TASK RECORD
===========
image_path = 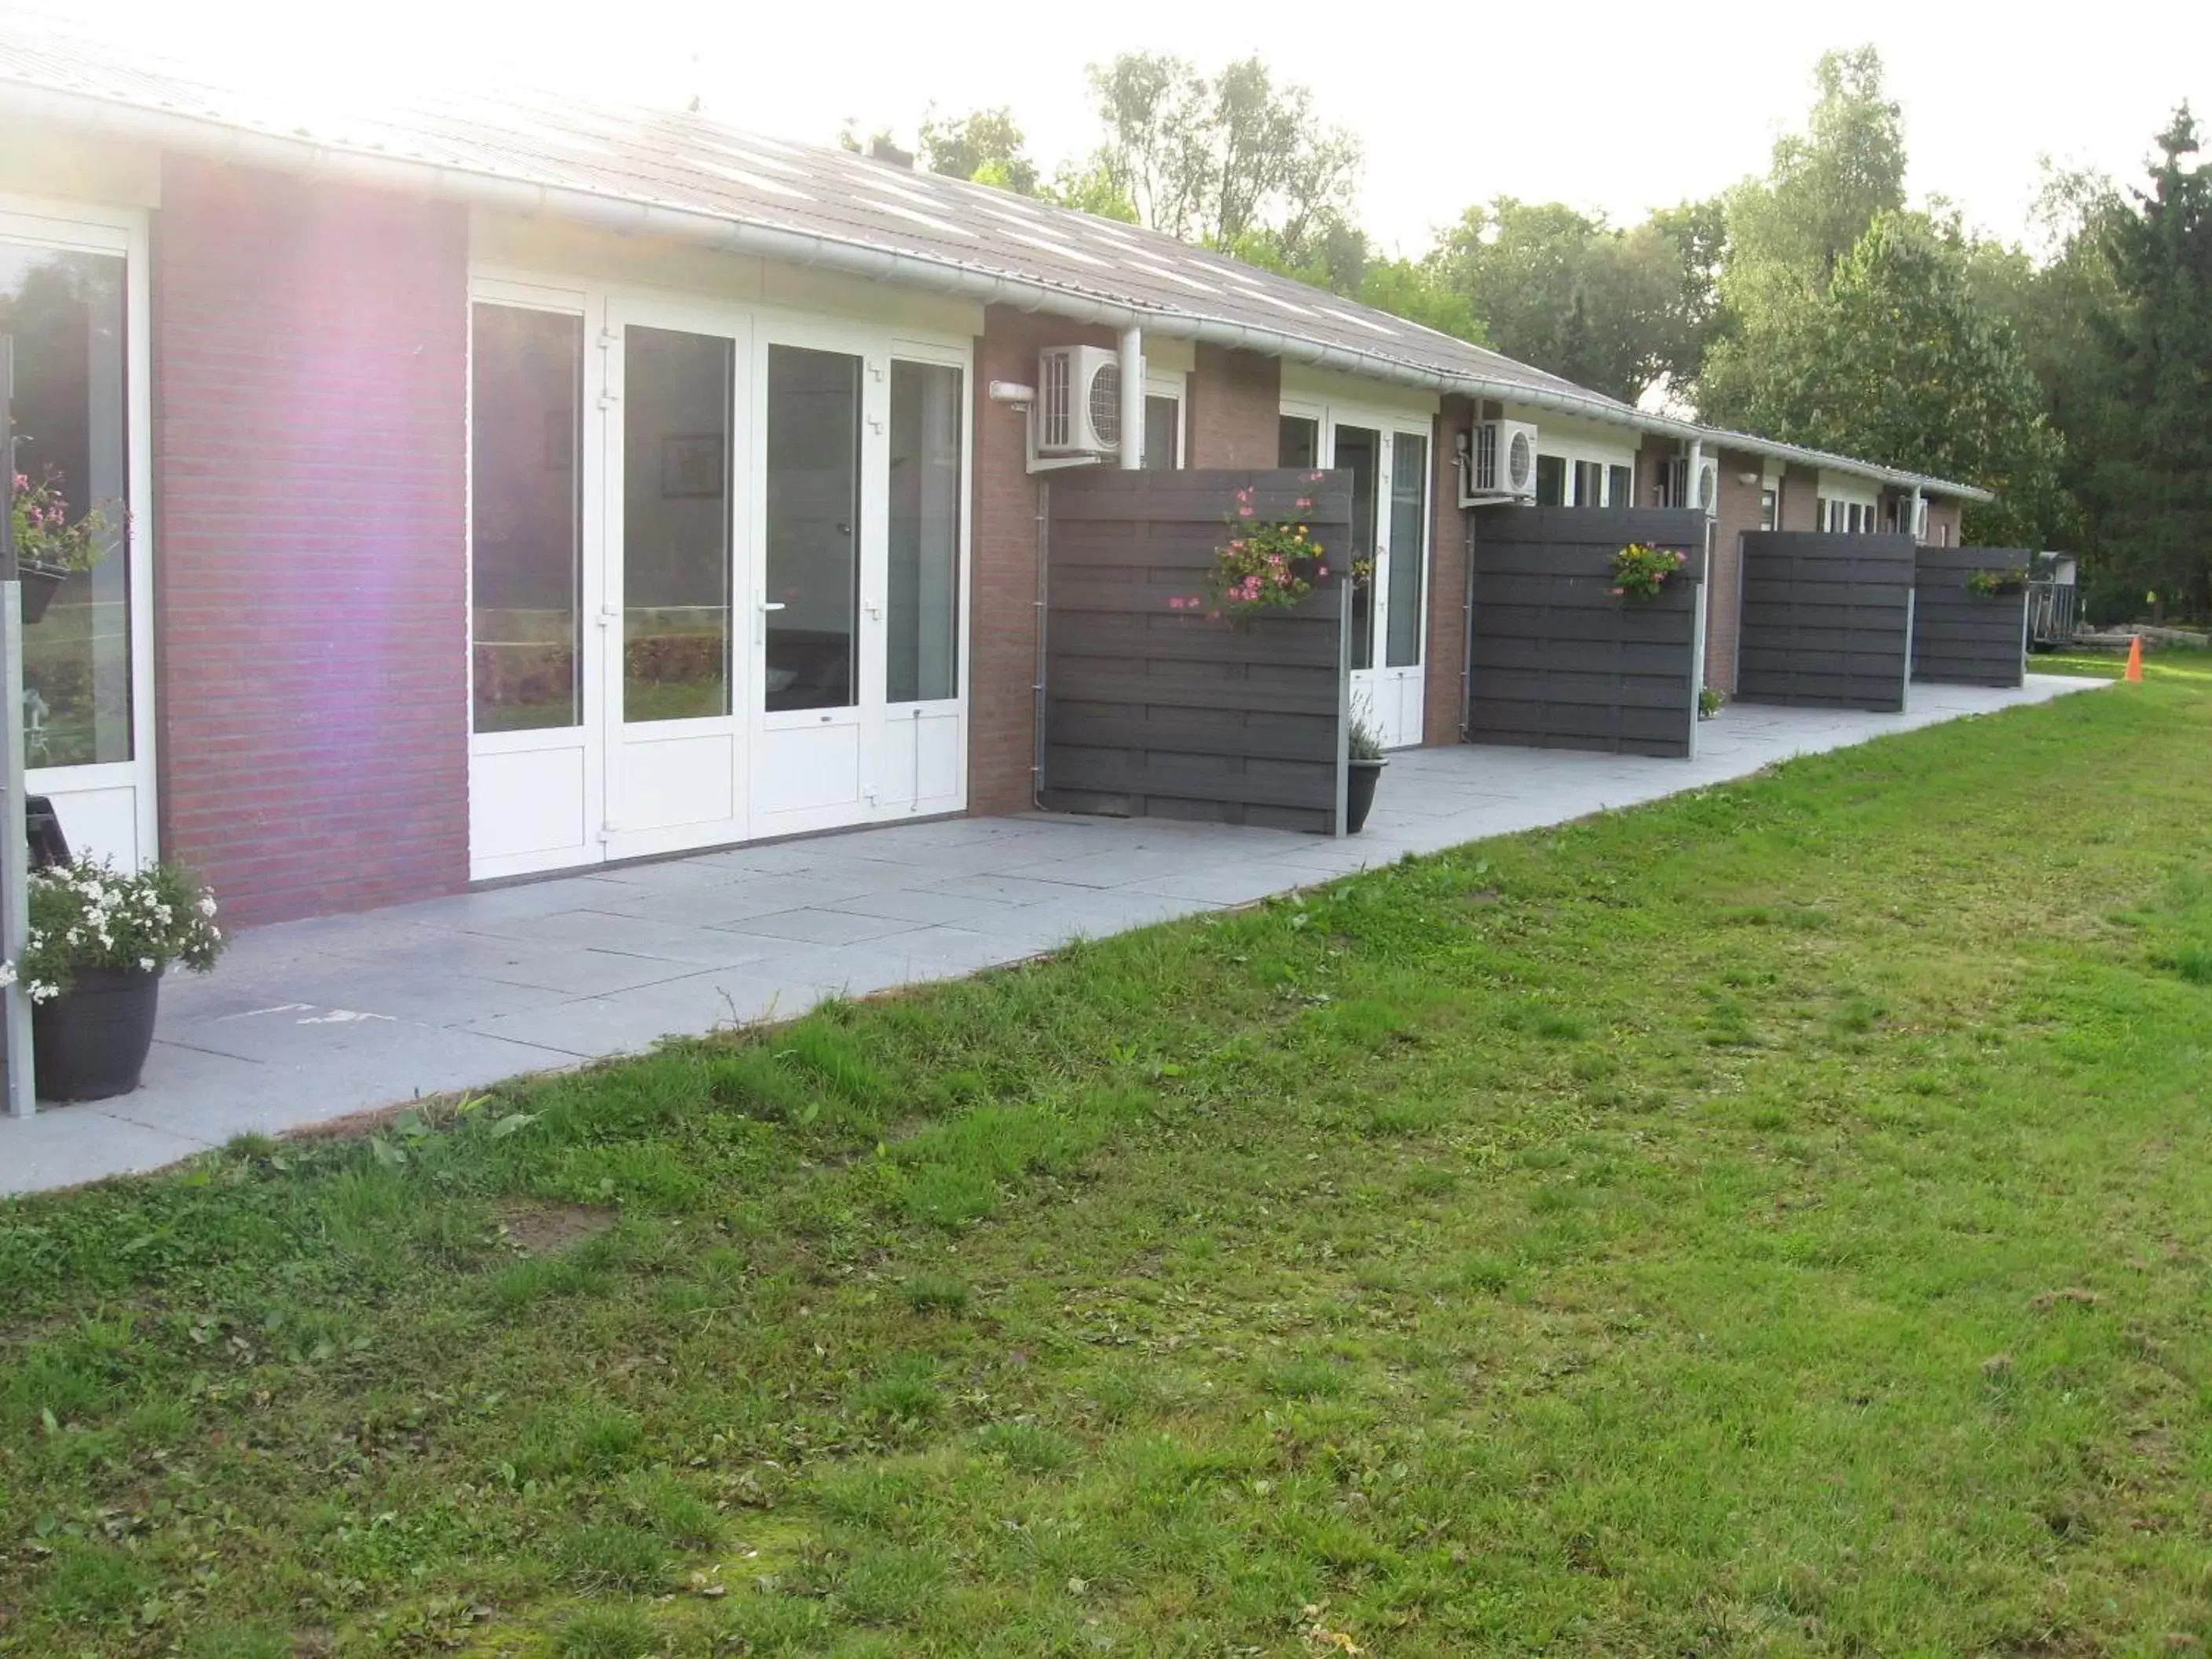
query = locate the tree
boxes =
[2074,108,2212,616]
[1084,53,1360,265]
[1708,211,2064,547]
[1426,197,1698,403]
[1703,46,1907,425]
[917,108,1038,196]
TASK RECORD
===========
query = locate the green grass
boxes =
[5,667,2212,1654]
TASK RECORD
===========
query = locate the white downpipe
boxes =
[1118,325,1144,471]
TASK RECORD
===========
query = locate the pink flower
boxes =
[1238,506,1254,518]
[1295,497,1313,510]
[1609,586,1625,596]
[1317,565,1328,577]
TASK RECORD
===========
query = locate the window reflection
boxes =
[623,326,733,722]
[3,244,130,770]
[764,345,862,713]
[888,361,961,704]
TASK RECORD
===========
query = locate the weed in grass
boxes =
[711,1591,833,1654]
[511,1403,646,1480]
[553,1521,668,1591]
[898,1273,970,1313]
[851,1356,942,1425]
[1454,1251,1516,1293]
[619,1467,723,1549]
[1401,1162,1457,1196]
[1259,1357,1350,1400]
[554,1603,658,1659]
[41,1544,153,1624]
[976,1420,1076,1473]
[181,1626,290,1659]
[834,1543,947,1625]
[2169,944,2212,985]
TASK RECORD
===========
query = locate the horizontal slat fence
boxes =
[1466,507,1708,759]
[1912,546,2029,687]
[1042,470,1350,834]
[1737,532,1917,711]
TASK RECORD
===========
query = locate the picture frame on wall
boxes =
[661,434,724,499]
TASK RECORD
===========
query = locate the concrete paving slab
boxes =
[0,675,2102,1194]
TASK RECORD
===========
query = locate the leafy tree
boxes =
[2073,108,2212,616]
[1703,46,1907,425]
[1084,53,1360,265]
[917,108,1038,195]
[1709,211,2063,546]
[1427,198,1697,402]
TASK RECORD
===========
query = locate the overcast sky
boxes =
[31,0,2212,255]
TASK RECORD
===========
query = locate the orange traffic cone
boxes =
[2124,635,2144,683]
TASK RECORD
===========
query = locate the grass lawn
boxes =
[5,665,2212,1657]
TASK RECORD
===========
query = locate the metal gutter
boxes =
[0,75,1985,502]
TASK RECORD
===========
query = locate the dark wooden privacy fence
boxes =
[1736,533,1917,712]
[1042,470,1351,835]
[1912,546,2029,687]
[1464,507,1709,759]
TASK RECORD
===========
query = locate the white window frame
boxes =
[1,196,158,869]
[1544,436,1640,507]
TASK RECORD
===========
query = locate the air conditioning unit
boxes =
[1036,346,1122,456]
[1459,419,1539,506]
[1697,459,1719,517]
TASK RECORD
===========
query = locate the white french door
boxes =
[467,280,969,881]
[1289,405,1430,751]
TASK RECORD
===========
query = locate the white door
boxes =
[602,299,751,862]
[467,285,972,881]
[1335,423,1430,751]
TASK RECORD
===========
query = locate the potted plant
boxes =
[1609,541,1689,599]
[5,856,226,1101]
[9,466,124,624]
[1169,483,1337,622]
[1347,713,1386,833]
[1965,566,2027,598]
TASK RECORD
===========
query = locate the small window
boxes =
[1572,459,1605,507]
[1760,489,1778,532]
[1609,464,1633,508]
[1535,454,1566,506]
[1279,414,1320,469]
[1141,394,1180,471]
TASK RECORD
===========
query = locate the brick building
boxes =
[0,38,1988,926]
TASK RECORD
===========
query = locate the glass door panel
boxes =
[764,344,862,713]
[1385,433,1426,668]
[622,326,733,723]
[4,242,131,773]
[888,361,961,705]
[471,303,582,734]
[1333,424,1380,672]
[1279,414,1320,469]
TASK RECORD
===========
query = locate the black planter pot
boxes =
[1347,757,1386,833]
[33,965,162,1101]
[18,561,70,625]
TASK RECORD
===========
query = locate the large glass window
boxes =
[1335,424,1380,671]
[888,361,961,704]
[1279,414,1320,470]
[1386,434,1426,668]
[1609,463,1634,507]
[1535,454,1566,507]
[1572,459,1605,507]
[4,243,129,770]
[764,344,862,712]
[623,326,734,722]
[471,304,581,733]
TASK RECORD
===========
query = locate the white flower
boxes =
[27,980,57,1003]
[0,961,15,988]
[138,957,156,972]
[198,895,218,918]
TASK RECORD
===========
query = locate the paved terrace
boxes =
[3,677,2096,1196]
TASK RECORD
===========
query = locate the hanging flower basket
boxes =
[1170,481,1343,622]
[16,559,69,624]
[1610,542,1689,600]
[1965,567,2027,597]
[9,466,124,627]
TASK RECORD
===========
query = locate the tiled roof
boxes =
[0,24,1989,500]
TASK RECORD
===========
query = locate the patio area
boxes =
[2,676,2097,1196]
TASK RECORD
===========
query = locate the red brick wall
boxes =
[1706,449,1763,694]
[1424,397,1475,744]
[1780,464,1821,532]
[1187,344,1280,468]
[154,158,470,925]
[969,307,1119,815]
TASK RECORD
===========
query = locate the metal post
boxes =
[0,334,33,1116]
